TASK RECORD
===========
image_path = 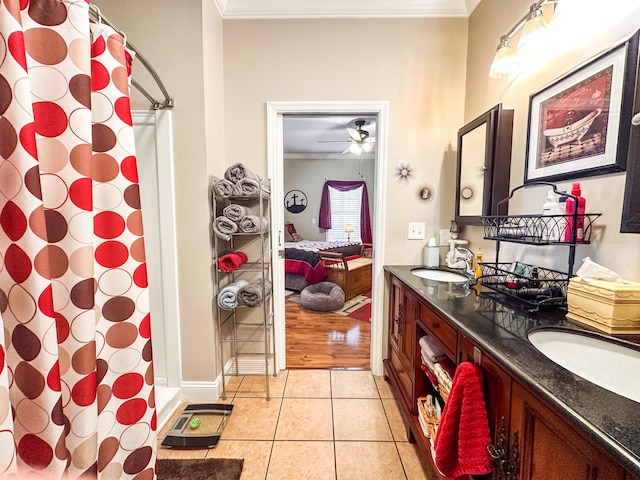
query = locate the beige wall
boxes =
[464,0,640,280]
[92,0,221,381]
[89,1,640,387]
[223,19,469,264]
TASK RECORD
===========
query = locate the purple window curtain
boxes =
[318,180,372,244]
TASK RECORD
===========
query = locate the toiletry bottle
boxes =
[424,237,439,267]
[564,183,586,242]
[474,247,483,280]
[542,190,559,241]
[556,190,568,240]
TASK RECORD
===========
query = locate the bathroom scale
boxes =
[161,403,234,448]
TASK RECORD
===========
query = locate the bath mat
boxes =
[156,457,244,480]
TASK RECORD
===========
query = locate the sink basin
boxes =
[411,268,469,283]
[528,327,640,404]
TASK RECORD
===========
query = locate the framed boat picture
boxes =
[524,30,639,183]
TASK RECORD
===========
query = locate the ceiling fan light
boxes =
[362,142,373,153]
[350,143,363,155]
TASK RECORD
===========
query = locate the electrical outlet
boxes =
[408,222,426,240]
[439,229,452,245]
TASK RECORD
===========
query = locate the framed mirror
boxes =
[455,103,514,225]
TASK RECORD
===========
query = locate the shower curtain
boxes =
[0,1,156,478]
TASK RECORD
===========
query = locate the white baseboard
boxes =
[179,379,222,404]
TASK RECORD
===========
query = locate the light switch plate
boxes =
[440,229,452,245]
[408,222,426,240]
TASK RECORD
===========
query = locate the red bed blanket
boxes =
[284,248,327,284]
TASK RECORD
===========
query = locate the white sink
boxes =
[528,327,640,404]
[411,268,469,283]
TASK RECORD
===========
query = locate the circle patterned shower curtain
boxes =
[0,1,156,478]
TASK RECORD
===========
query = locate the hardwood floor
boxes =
[285,295,371,370]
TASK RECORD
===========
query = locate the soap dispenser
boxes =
[424,237,439,268]
[542,190,560,241]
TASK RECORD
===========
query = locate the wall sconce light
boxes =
[489,0,554,79]
[344,224,354,241]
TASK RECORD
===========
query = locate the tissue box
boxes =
[566,277,640,334]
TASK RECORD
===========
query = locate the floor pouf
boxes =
[301,281,345,312]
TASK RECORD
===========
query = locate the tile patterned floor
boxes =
[157,369,432,480]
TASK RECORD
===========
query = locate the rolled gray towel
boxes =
[213,216,238,241]
[224,163,260,183]
[213,178,235,197]
[238,215,268,233]
[218,280,249,310]
[223,204,252,222]
[233,178,270,198]
[238,279,272,307]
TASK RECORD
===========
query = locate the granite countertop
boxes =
[384,265,640,476]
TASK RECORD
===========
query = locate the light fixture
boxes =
[349,143,363,155]
[489,35,520,78]
[517,3,549,67]
[344,224,354,241]
[488,0,553,79]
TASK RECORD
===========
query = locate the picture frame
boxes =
[524,31,639,184]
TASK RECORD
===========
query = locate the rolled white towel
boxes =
[223,204,252,222]
[224,163,261,183]
[213,216,238,241]
[419,335,447,363]
[212,178,235,197]
[217,280,249,310]
[238,215,268,233]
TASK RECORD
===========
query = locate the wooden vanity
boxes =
[384,266,640,480]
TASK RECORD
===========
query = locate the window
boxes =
[326,186,362,242]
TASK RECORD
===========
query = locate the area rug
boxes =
[333,294,371,322]
[156,458,244,480]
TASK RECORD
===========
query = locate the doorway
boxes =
[267,101,389,376]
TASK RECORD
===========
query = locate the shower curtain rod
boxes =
[88,4,174,110]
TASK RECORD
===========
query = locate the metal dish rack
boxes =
[479,182,601,312]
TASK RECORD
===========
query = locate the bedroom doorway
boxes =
[267,101,389,376]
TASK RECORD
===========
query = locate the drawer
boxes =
[388,344,413,410]
[418,302,457,359]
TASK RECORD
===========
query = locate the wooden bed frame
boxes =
[318,244,373,300]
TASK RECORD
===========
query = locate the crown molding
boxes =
[217,0,476,20]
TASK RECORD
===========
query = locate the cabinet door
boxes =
[389,277,403,352]
[510,382,626,480]
[389,277,416,370]
[458,336,512,480]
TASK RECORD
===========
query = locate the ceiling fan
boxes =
[320,120,376,154]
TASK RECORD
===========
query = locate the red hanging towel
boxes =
[218,252,248,272]
[434,362,493,479]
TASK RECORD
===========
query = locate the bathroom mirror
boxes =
[455,103,514,226]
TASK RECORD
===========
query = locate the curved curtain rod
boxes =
[88,4,174,110]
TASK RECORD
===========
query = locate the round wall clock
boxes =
[284,189,307,213]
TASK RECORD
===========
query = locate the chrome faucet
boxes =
[453,247,475,276]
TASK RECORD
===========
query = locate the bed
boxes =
[284,222,365,292]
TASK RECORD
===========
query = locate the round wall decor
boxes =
[284,189,307,213]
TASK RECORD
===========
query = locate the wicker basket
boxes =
[417,396,440,439]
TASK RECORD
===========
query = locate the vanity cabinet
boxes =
[387,276,417,417]
[509,381,626,480]
[458,335,513,479]
[385,271,638,480]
